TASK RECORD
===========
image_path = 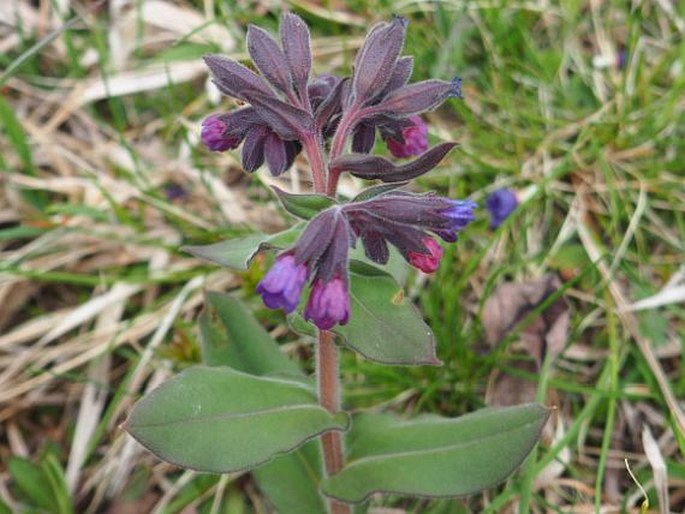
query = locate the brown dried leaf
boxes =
[482,274,570,368]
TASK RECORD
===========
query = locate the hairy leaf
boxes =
[125,366,348,473]
[200,292,301,376]
[367,79,460,117]
[352,16,407,102]
[249,92,314,140]
[203,54,273,102]
[247,25,293,96]
[321,404,550,502]
[181,223,303,270]
[334,260,439,365]
[332,142,457,182]
[280,12,312,101]
[272,187,338,219]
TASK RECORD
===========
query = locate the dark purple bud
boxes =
[304,276,350,329]
[359,230,389,264]
[379,55,414,97]
[241,125,269,172]
[407,237,443,273]
[201,115,241,151]
[257,254,309,313]
[351,16,408,104]
[485,189,518,229]
[280,12,313,101]
[332,142,457,182]
[203,54,273,102]
[384,115,429,158]
[249,91,314,140]
[264,132,289,176]
[247,25,293,96]
[314,77,346,131]
[351,122,376,153]
[366,78,461,118]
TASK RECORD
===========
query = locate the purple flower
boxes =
[201,115,241,152]
[256,254,309,313]
[407,237,443,273]
[437,199,478,242]
[344,192,476,270]
[384,115,428,158]
[304,276,350,329]
[258,207,354,329]
[485,188,518,229]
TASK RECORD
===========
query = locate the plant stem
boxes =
[317,329,350,514]
[302,132,327,194]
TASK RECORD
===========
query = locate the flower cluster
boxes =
[201,13,476,330]
[256,193,475,329]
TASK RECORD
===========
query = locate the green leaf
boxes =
[335,260,439,365]
[8,454,73,514]
[273,186,337,219]
[199,292,301,377]
[351,182,409,203]
[125,366,348,473]
[182,223,303,270]
[253,440,327,514]
[8,457,55,511]
[321,404,550,503]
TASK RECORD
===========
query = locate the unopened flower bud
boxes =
[384,115,429,158]
[408,237,443,273]
[201,115,241,152]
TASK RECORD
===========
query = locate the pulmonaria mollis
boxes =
[201,13,476,330]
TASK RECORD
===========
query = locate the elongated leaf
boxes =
[332,142,457,182]
[352,16,407,101]
[367,79,461,118]
[249,91,314,140]
[335,260,439,365]
[272,187,337,219]
[203,54,273,102]
[321,404,550,503]
[125,366,348,473]
[280,12,312,100]
[182,224,303,270]
[254,439,327,514]
[247,25,293,96]
[200,292,301,376]
[351,182,408,203]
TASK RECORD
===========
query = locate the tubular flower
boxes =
[257,207,354,330]
[383,115,428,158]
[407,237,443,273]
[256,254,309,313]
[485,188,518,229]
[344,192,476,273]
[304,276,350,330]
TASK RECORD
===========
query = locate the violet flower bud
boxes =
[384,115,428,158]
[304,275,350,330]
[485,188,518,229]
[407,237,443,273]
[256,254,309,313]
[201,115,241,152]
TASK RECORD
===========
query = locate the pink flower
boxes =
[384,115,429,158]
[407,237,443,273]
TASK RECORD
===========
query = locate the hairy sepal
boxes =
[280,13,312,101]
[203,54,273,102]
[332,142,457,182]
[365,79,460,118]
[247,25,293,97]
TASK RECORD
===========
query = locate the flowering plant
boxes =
[125,14,548,513]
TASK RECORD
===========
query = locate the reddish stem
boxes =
[317,330,350,514]
[301,132,327,194]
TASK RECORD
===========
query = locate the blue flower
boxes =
[485,189,518,229]
[256,254,308,313]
